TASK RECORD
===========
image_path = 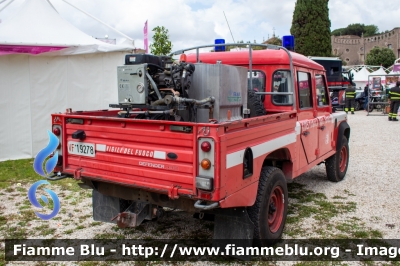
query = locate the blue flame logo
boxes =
[28,180,60,220]
[33,130,59,177]
[30,130,60,220]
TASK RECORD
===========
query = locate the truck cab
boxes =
[190,49,346,171]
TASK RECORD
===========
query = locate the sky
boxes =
[1,0,400,52]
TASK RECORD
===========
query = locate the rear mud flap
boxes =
[92,190,162,227]
[212,207,254,260]
[92,189,120,223]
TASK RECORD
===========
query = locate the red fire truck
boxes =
[50,43,350,244]
[308,57,354,109]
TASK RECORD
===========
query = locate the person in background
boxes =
[345,85,356,114]
[363,83,369,111]
[388,81,400,121]
[273,85,279,102]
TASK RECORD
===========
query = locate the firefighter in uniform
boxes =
[344,85,356,114]
[388,81,400,121]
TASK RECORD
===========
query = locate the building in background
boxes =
[331,28,400,65]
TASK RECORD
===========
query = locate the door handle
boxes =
[303,131,310,136]
[319,126,326,131]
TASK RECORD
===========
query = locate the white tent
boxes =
[370,67,387,85]
[351,67,370,89]
[0,0,135,161]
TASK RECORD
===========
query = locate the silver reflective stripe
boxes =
[226,133,296,169]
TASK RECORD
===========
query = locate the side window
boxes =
[247,71,266,93]
[272,70,294,105]
[297,72,313,109]
[315,74,329,106]
[330,66,340,76]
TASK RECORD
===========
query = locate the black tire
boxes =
[325,136,349,182]
[248,167,288,246]
[247,90,266,117]
[368,102,374,112]
[354,101,360,111]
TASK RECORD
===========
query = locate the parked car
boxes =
[330,90,345,110]
[354,91,365,111]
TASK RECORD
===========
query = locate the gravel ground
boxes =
[1,109,399,265]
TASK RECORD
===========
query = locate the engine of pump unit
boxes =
[112,53,247,122]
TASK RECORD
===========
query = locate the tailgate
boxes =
[61,116,197,195]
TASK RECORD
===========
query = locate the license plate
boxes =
[68,141,95,157]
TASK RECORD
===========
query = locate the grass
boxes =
[0,158,39,188]
[285,182,383,239]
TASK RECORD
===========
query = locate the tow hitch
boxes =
[111,201,164,228]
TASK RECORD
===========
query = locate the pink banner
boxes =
[299,80,310,89]
[144,20,148,54]
[0,45,66,56]
[393,64,400,72]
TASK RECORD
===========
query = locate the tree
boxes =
[363,25,379,37]
[346,23,365,36]
[149,26,172,56]
[264,37,282,46]
[365,47,396,68]
[331,27,346,36]
[331,23,379,37]
[290,0,332,56]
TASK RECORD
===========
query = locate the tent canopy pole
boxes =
[60,0,134,42]
[0,0,15,13]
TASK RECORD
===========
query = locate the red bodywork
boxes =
[52,49,347,210]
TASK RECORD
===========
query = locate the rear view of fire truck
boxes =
[50,42,350,247]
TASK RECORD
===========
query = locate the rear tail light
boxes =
[200,141,211,152]
[52,125,62,156]
[197,138,215,191]
[196,176,213,191]
[53,127,60,136]
[200,159,211,170]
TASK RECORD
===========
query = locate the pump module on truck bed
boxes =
[50,43,350,245]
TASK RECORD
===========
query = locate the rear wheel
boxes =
[247,90,266,117]
[248,167,288,245]
[326,136,349,182]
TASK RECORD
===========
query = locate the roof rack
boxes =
[170,43,297,109]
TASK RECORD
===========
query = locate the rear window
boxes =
[247,71,266,93]
[272,70,294,105]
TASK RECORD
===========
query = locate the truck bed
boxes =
[54,109,297,203]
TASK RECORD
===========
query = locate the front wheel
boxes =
[367,101,374,112]
[248,167,288,245]
[325,136,349,182]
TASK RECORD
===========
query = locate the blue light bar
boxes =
[215,39,225,52]
[282,35,295,51]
